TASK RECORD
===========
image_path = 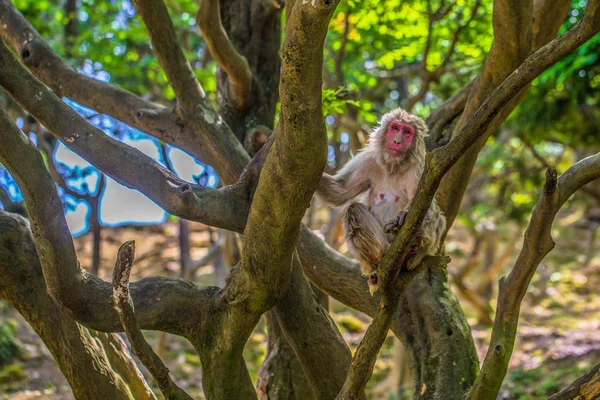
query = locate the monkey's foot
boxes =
[384,212,407,235]
[368,272,379,296]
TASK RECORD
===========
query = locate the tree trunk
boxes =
[217,0,282,143]
[394,269,480,400]
[256,312,313,400]
[215,2,322,395]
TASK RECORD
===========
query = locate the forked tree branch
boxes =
[336,1,600,396]
[0,0,249,184]
[0,211,156,400]
[0,40,246,232]
[132,0,249,183]
[437,0,572,229]
[469,154,600,399]
[111,241,193,400]
[196,0,253,110]
[0,104,215,335]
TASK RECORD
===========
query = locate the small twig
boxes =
[111,241,194,400]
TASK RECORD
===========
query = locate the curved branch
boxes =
[437,0,572,228]
[0,103,216,336]
[0,0,249,184]
[433,1,600,176]
[469,153,600,399]
[196,0,253,110]
[0,211,155,400]
[112,241,193,400]
[132,0,204,113]
[132,0,249,183]
[0,41,246,233]
[0,0,176,143]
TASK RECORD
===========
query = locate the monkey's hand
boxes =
[383,211,407,235]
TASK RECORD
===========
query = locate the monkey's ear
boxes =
[414,118,429,137]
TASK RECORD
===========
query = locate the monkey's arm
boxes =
[421,200,446,253]
[316,153,370,206]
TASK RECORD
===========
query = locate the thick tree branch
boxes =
[469,153,600,399]
[223,0,339,313]
[0,211,155,400]
[336,256,450,399]
[132,0,249,183]
[0,0,249,184]
[275,254,352,398]
[112,241,193,400]
[0,40,246,232]
[533,0,574,50]
[196,0,253,110]
[437,0,572,229]
[132,0,204,113]
[0,104,214,335]
[548,363,600,400]
[0,1,175,141]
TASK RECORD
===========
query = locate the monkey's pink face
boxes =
[386,120,415,157]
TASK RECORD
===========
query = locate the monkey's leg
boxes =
[344,203,389,294]
[406,202,446,270]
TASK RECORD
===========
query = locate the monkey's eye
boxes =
[392,124,399,130]
[403,129,412,134]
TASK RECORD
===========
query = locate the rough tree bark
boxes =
[0,210,155,400]
[0,0,352,398]
[198,0,316,394]
[0,0,598,398]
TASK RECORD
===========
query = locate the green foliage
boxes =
[0,363,26,384]
[324,0,492,121]
[503,363,591,399]
[322,88,360,116]
[335,313,365,334]
[508,1,600,147]
[0,319,23,367]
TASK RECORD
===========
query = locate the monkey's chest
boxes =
[363,188,412,224]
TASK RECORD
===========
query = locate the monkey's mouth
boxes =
[387,146,405,157]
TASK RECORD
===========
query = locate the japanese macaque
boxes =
[316,108,446,294]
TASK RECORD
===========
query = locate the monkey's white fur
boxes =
[316,108,445,293]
